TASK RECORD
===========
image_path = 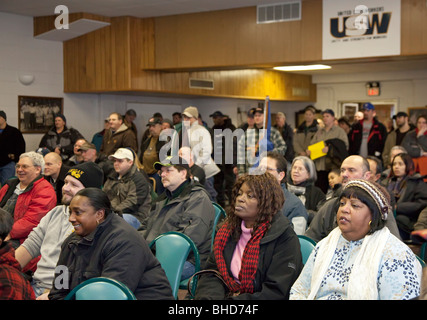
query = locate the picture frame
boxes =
[408,107,427,126]
[18,95,63,133]
[342,103,359,123]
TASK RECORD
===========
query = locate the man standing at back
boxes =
[348,103,387,161]
[100,112,137,156]
[0,110,25,185]
[15,162,104,299]
[383,111,415,168]
[43,152,70,205]
[305,155,400,242]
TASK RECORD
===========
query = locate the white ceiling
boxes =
[1,0,427,75]
[0,0,285,18]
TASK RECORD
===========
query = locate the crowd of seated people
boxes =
[0,104,427,301]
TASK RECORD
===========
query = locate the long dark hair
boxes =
[74,188,112,217]
[390,152,415,177]
[226,172,284,239]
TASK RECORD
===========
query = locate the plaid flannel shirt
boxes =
[237,126,287,175]
[0,243,35,300]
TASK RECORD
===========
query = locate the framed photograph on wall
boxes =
[342,103,359,123]
[18,95,63,133]
[408,107,427,126]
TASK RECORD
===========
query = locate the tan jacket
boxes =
[100,123,137,156]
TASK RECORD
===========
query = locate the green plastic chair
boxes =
[298,235,316,265]
[211,202,227,249]
[64,277,137,300]
[149,231,200,299]
[416,255,426,268]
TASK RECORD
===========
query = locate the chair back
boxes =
[416,255,426,268]
[211,202,227,249]
[65,277,136,300]
[298,235,316,264]
[149,231,200,299]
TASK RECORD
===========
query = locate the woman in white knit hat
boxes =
[290,179,422,300]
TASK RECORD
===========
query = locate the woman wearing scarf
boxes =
[287,156,325,222]
[290,179,422,300]
[194,172,302,300]
[384,153,427,240]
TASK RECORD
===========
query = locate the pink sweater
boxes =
[230,221,253,281]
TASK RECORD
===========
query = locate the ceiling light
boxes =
[273,64,331,71]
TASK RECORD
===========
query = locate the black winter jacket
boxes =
[194,213,302,300]
[49,213,174,300]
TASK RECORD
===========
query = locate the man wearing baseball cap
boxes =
[103,148,151,229]
[140,117,168,194]
[309,109,349,193]
[139,155,215,280]
[15,161,104,299]
[383,111,416,168]
[209,111,237,208]
[348,102,387,160]
[0,110,25,185]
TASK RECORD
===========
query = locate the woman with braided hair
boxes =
[194,172,303,300]
[290,179,422,300]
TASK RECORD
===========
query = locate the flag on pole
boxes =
[263,95,271,142]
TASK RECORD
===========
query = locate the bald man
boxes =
[43,152,70,205]
[305,155,400,242]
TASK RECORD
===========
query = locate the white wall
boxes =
[312,69,427,119]
[0,11,313,154]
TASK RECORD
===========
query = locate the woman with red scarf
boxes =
[194,172,303,300]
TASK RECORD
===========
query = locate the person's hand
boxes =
[36,292,50,300]
[417,127,427,137]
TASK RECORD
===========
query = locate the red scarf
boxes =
[213,221,269,294]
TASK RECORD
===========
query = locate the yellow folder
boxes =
[308,140,327,160]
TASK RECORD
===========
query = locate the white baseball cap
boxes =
[108,148,134,161]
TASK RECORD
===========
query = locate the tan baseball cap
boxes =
[182,106,199,119]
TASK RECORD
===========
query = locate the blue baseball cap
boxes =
[362,102,375,111]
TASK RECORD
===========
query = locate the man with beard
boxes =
[14,162,103,299]
[383,112,415,168]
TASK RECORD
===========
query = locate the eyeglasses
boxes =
[258,166,280,173]
[15,164,34,170]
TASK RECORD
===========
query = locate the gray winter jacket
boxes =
[103,165,152,223]
[139,179,215,267]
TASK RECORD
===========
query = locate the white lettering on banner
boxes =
[322,0,400,59]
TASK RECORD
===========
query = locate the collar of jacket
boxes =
[111,123,129,135]
[48,126,69,135]
[68,211,115,247]
[297,119,318,133]
[165,178,191,201]
[107,164,138,181]
[5,175,44,192]
[156,179,205,205]
[260,213,291,244]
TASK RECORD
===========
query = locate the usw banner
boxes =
[322,0,401,60]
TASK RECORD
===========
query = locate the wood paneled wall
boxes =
[401,0,427,56]
[42,0,427,99]
[34,13,110,36]
[154,0,322,70]
[61,16,316,100]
